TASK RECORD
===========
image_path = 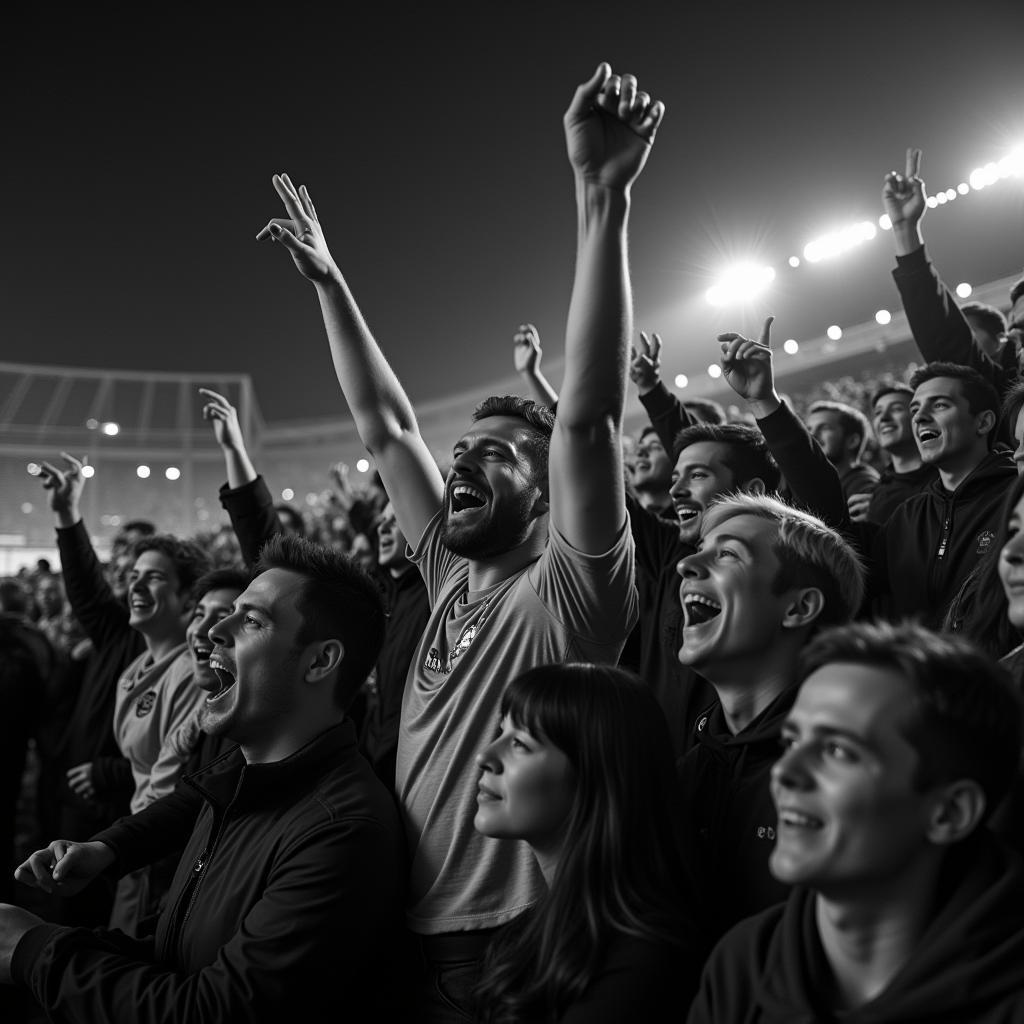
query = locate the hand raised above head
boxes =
[718,316,777,406]
[882,147,927,229]
[199,387,245,452]
[563,63,665,191]
[513,323,542,374]
[257,173,340,284]
[38,452,86,517]
[629,331,662,393]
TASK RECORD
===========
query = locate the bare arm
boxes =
[512,323,559,407]
[258,175,443,548]
[550,64,665,553]
[199,388,257,489]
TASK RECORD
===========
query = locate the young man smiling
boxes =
[5,536,406,1022]
[676,493,864,943]
[258,64,659,1018]
[868,362,1015,627]
[688,621,1024,1023]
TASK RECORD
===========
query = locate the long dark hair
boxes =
[944,472,1024,658]
[475,664,696,1023]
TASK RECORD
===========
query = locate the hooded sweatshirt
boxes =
[688,834,1024,1023]
[677,688,794,944]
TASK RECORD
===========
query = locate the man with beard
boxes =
[4,536,406,1022]
[258,63,657,1019]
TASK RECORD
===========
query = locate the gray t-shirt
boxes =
[397,510,638,934]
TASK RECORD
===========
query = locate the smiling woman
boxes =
[473,663,703,1023]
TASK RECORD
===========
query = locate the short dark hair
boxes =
[807,400,872,457]
[682,397,727,425]
[133,535,211,593]
[122,519,156,537]
[637,425,662,444]
[960,301,1007,338]
[673,422,781,491]
[255,534,386,710]
[192,567,251,603]
[799,621,1022,821]
[473,395,555,484]
[870,382,914,409]
[0,579,29,616]
[1010,276,1024,307]
[908,362,1000,421]
[1000,379,1024,441]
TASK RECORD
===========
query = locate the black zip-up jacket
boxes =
[13,720,407,1022]
[866,463,937,525]
[678,688,795,945]
[869,451,1016,628]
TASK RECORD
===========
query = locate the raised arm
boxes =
[200,388,257,489]
[258,175,443,548]
[885,148,1007,390]
[551,64,664,553]
[719,317,848,530]
[512,323,559,407]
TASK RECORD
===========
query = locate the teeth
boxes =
[208,657,236,680]
[780,810,822,828]
[683,594,722,611]
[676,508,699,521]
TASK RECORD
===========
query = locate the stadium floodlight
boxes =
[356,458,370,473]
[281,487,294,501]
[81,465,95,479]
[707,363,722,379]
[137,465,151,479]
[674,374,689,389]
[165,467,181,481]
[957,182,969,195]
[101,421,119,436]
[926,196,938,208]
[21,502,33,514]
[875,309,892,325]
[788,256,801,268]
[879,214,892,230]
[85,418,99,430]
[705,262,776,306]
[26,462,40,476]
[783,339,799,355]
[827,325,843,341]
[944,188,957,201]
[935,192,947,205]
[956,282,973,298]
[803,221,876,264]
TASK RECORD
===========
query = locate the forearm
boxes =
[221,445,257,490]
[314,274,422,454]
[891,221,923,258]
[557,181,631,429]
[56,523,128,646]
[639,381,694,456]
[520,367,559,407]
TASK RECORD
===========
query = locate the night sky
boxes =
[6,2,1024,425]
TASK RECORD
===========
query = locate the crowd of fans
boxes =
[2,68,1024,1023]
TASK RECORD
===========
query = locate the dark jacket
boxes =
[867,463,937,525]
[870,451,1016,628]
[677,688,794,945]
[13,720,407,1022]
[687,835,1024,1023]
[218,475,281,570]
[892,245,1020,402]
[55,521,142,815]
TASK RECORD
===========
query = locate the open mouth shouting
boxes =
[916,427,940,445]
[776,805,824,831]
[206,654,238,703]
[449,482,488,516]
[681,591,722,628]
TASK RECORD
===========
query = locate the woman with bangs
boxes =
[472,663,702,1023]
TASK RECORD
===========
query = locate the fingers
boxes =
[198,387,230,406]
[38,461,64,488]
[595,72,621,116]
[265,221,304,254]
[618,74,637,119]
[273,173,309,228]
[60,452,84,474]
[566,62,612,121]
[256,217,298,242]
[759,316,775,347]
[298,184,318,222]
[906,147,922,179]
[637,331,652,358]
[650,332,663,361]
[634,100,666,140]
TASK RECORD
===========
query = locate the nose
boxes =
[669,477,689,500]
[208,609,239,648]
[677,550,707,580]
[476,737,501,773]
[771,742,813,792]
[1003,532,1024,565]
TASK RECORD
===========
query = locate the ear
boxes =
[926,779,987,845]
[531,488,550,519]
[746,477,767,496]
[178,594,196,621]
[975,409,996,440]
[304,639,345,684]
[845,432,863,456]
[780,587,824,630]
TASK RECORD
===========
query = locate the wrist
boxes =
[892,222,923,257]
[575,176,631,213]
[55,509,82,530]
[748,394,782,420]
[636,379,659,396]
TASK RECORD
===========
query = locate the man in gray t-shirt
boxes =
[259,62,663,1019]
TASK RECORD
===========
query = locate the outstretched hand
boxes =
[199,388,246,453]
[629,331,662,394]
[513,324,543,375]
[719,317,778,407]
[37,453,86,521]
[257,173,339,284]
[564,63,665,191]
[883,147,927,230]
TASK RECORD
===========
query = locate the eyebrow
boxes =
[782,721,876,750]
[910,392,955,406]
[706,532,755,554]
[676,461,714,473]
[236,600,274,620]
[453,435,517,454]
